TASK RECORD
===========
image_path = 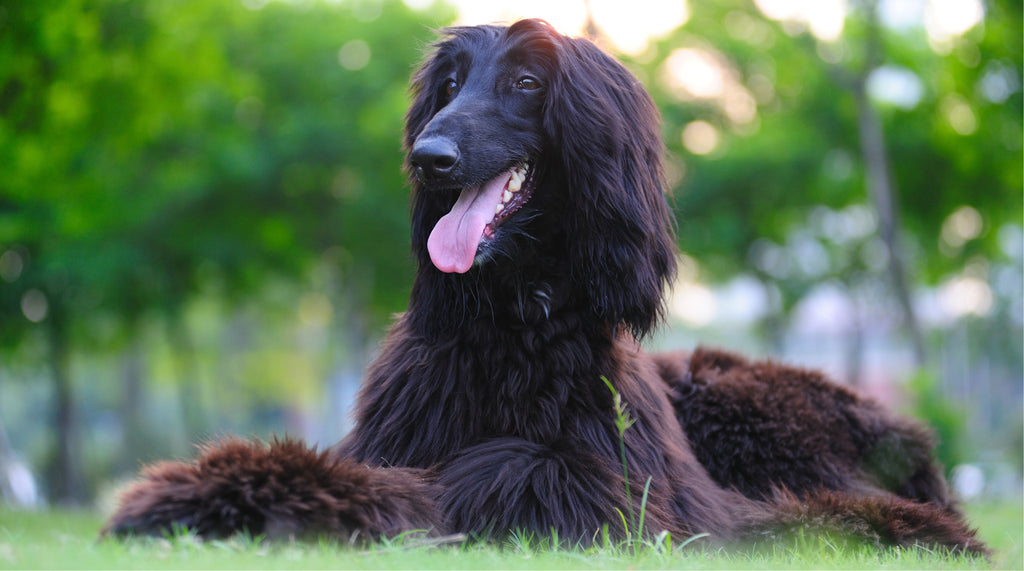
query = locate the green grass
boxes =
[1,500,1020,570]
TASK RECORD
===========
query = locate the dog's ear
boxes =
[544,36,677,338]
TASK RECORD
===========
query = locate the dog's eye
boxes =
[515,76,541,91]
[443,79,458,98]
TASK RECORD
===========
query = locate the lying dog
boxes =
[105,19,985,556]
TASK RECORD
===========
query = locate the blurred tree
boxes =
[1,0,1019,503]
[845,0,925,364]
[0,0,453,503]
[636,0,1021,382]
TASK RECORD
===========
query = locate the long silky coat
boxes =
[105,20,985,556]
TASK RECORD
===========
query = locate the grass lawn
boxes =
[1,499,1020,570]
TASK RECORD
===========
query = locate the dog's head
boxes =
[405,19,677,338]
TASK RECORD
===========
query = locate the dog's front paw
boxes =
[103,438,445,542]
[102,460,215,538]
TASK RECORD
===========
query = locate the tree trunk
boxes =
[117,333,147,473]
[46,304,85,505]
[843,283,865,386]
[323,263,372,441]
[166,312,208,446]
[852,0,927,366]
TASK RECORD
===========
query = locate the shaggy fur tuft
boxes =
[657,348,954,509]
[741,489,985,555]
[105,19,986,558]
[103,438,441,541]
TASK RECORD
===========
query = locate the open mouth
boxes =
[485,162,534,238]
[427,162,536,274]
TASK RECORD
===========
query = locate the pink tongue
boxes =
[427,170,512,273]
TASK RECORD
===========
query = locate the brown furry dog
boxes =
[105,20,986,555]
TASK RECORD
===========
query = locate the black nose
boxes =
[410,137,459,180]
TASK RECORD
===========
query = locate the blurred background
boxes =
[0,0,1020,511]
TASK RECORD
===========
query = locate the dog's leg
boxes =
[433,437,654,542]
[741,490,988,557]
[103,438,443,541]
[658,348,954,509]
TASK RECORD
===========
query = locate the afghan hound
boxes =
[104,19,985,555]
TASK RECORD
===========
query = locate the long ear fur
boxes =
[544,35,677,338]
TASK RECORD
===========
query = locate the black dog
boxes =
[104,19,985,554]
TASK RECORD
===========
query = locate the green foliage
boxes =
[602,376,664,553]
[0,0,457,502]
[636,0,1022,305]
[904,370,967,473]
[0,0,455,350]
[601,376,637,529]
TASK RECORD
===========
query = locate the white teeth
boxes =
[507,166,527,192]
[495,165,529,218]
